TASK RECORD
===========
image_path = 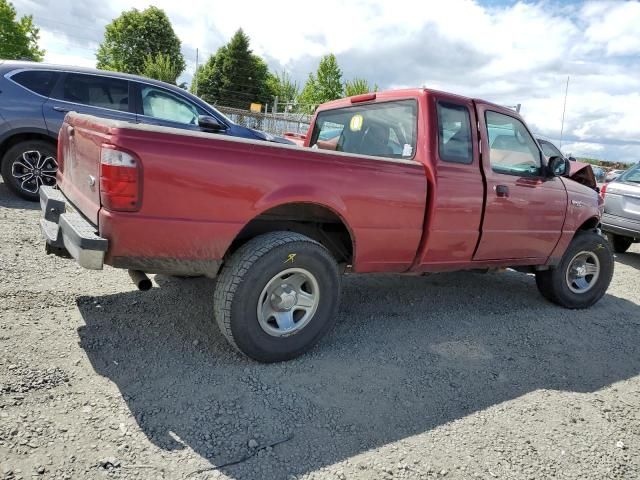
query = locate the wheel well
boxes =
[577,217,600,232]
[0,133,56,164]
[229,203,354,265]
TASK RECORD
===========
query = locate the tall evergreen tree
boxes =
[192,29,271,108]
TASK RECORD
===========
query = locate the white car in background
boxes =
[601,163,640,253]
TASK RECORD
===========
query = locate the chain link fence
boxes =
[216,106,312,136]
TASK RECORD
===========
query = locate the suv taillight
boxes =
[100,146,141,211]
[599,182,607,202]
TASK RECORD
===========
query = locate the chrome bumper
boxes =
[39,186,108,270]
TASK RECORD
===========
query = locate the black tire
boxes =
[606,233,633,254]
[1,140,57,201]
[535,231,614,309]
[213,231,341,362]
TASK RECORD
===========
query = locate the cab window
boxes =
[486,111,542,176]
[140,85,202,125]
[309,100,417,159]
[437,102,473,164]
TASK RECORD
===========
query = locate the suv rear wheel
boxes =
[606,233,633,254]
[1,140,57,201]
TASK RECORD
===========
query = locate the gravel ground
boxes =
[1,178,640,480]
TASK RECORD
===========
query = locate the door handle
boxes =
[495,185,510,197]
[53,106,70,113]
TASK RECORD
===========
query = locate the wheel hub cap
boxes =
[566,251,600,294]
[11,150,58,194]
[271,286,298,311]
[257,268,320,337]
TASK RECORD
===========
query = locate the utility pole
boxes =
[559,75,570,149]
[194,48,199,96]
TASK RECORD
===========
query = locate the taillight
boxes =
[599,182,607,202]
[100,146,141,211]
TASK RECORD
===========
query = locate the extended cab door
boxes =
[417,95,484,267]
[473,103,567,261]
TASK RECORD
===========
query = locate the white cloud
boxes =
[582,0,640,56]
[10,0,640,163]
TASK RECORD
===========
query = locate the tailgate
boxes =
[605,181,640,222]
[56,114,110,225]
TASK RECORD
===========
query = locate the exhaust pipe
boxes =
[128,270,152,291]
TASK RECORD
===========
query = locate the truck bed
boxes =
[56,113,428,274]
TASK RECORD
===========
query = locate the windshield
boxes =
[618,164,640,183]
[309,100,418,159]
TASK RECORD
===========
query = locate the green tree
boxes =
[192,29,271,109]
[96,6,185,77]
[141,52,182,84]
[0,0,44,61]
[297,54,343,112]
[344,77,378,97]
[266,70,299,108]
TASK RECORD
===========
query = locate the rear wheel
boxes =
[606,233,633,254]
[1,140,57,201]
[535,231,614,309]
[213,231,341,362]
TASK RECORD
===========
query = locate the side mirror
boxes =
[548,156,570,177]
[198,115,225,132]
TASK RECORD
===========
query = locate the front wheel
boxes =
[213,232,341,362]
[535,231,614,309]
[1,140,58,201]
[606,233,633,254]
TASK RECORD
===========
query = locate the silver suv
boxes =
[0,60,290,200]
[602,163,640,253]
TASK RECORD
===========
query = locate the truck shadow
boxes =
[76,271,640,479]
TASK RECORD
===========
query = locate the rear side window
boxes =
[11,70,60,97]
[309,100,417,159]
[57,73,129,112]
[436,102,473,164]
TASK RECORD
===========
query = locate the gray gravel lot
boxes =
[1,178,639,480]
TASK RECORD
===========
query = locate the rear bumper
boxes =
[601,212,640,240]
[39,186,108,270]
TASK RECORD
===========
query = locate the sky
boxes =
[11,0,640,163]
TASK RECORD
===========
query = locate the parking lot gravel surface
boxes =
[1,179,639,480]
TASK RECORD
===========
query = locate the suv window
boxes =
[437,102,473,164]
[140,85,201,125]
[57,73,129,112]
[309,100,417,159]
[486,111,542,176]
[11,70,60,97]
[619,163,640,183]
[538,139,563,158]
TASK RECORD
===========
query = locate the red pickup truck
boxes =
[39,88,613,362]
